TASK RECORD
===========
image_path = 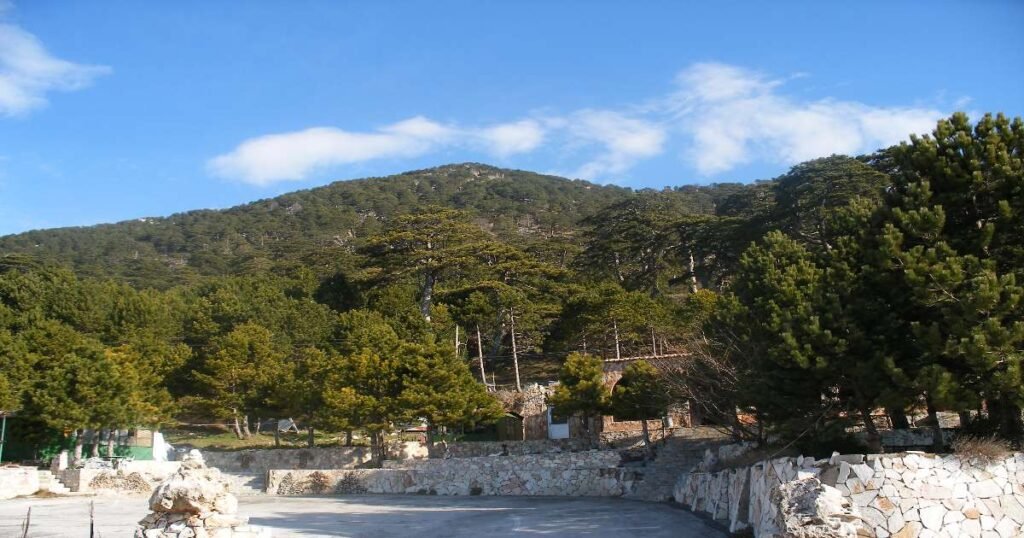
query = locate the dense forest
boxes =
[1,112,1021,460]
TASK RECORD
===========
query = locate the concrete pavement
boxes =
[0,494,727,537]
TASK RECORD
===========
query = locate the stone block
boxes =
[1000,495,1024,525]
[971,480,1004,499]
[920,504,946,531]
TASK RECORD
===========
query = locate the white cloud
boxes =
[478,119,545,157]
[209,117,551,185]
[566,110,666,179]
[211,61,949,185]
[0,22,110,116]
[668,62,944,175]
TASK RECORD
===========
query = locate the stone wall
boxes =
[200,446,371,472]
[58,461,181,493]
[0,466,39,500]
[430,438,592,458]
[268,451,634,497]
[674,449,1024,537]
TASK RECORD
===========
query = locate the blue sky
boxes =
[0,1,1021,235]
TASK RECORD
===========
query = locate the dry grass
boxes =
[951,434,1011,463]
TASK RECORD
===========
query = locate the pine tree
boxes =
[547,352,609,444]
[610,360,669,459]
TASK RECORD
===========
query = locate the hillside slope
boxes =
[0,163,737,287]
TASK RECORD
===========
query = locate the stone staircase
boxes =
[221,471,267,495]
[36,470,72,495]
[625,429,729,502]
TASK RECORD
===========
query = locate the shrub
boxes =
[951,435,1011,463]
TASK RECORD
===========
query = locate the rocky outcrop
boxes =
[135,450,271,538]
[770,478,872,537]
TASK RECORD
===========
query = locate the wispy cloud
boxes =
[666,62,943,175]
[208,117,548,186]
[0,18,110,116]
[564,110,665,179]
[211,62,949,185]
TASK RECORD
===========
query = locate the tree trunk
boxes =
[860,407,882,453]
[420,273,435,321]
[255,417,262,435]
[688,250,699,293]
[232,411,244,440]
[370,431,385,467]
[345,430,353,447]
[926,399,944,452]
[425,422,434,448]
[476,325,487,385]
[241,415,251,439]
[109,429,118,457]
[888,407,911,430]
[613,319,621,361]
[73,430,84,464]
[89,432,99,458]
[989,399,1024,441]
[640,419,653,461]
[958,411,973,429]
[273,424,280,447]
[307,426,315,448]
[510,308,521,391]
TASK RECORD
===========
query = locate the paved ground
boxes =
[0,494,726,537]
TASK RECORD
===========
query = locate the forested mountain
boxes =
[2,113,1022,458]
[0,164,741,288]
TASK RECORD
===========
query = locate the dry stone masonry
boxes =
[267,451,636,497]
[135,450,271,538]
[675,448,1024,537]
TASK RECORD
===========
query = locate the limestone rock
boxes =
[769,477,874,537]
[135,450,271,538]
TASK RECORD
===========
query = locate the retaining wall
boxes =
[430,438,591,458]
[200,447,371,472]
[0,466,39,499]
[268,451,634,497]
[58,461,181,493]
[674,450,1024,537]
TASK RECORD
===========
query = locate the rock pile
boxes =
[135,450,270,538]
[88,470,152,494]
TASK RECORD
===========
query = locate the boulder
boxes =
[770,477,875,537]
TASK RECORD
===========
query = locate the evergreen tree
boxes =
[547,352,609,443]
[610,360,670,458]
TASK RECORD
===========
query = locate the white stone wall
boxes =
[674,451,1024,537]
[0,466,40,500]
[58,460,181,493]
[268,451,635,497]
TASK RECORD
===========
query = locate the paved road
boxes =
[0,494,725,537]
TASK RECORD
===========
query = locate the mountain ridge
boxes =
[0,162,745,287]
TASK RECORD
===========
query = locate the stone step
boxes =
[35,470,72,495]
